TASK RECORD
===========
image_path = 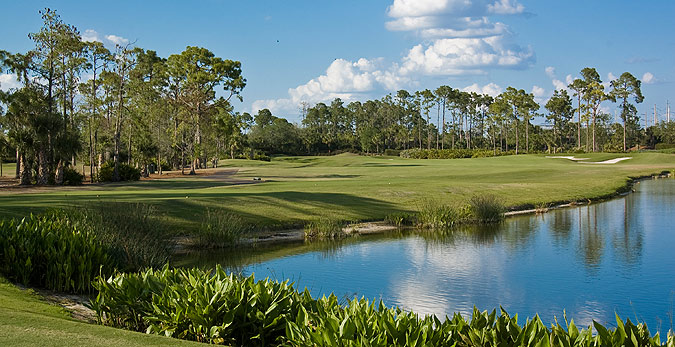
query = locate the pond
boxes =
[177,178,675,333]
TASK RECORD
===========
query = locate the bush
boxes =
[0,211,113,293]
[92,265,673,346]
[384,149,401,156]
[468,194,505,223]
[304,218,345,239]
[253,153,271,162]
[196,209,248,248]
[416,201,464,229]
[400,148,513,159]
[62,166,84,185]
[655,143,675,150]
[97,161,141,182]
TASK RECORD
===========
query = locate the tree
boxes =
[545,89,573,152]
[610,72,644,151]
[166,46,245,174]
[568,78,586,149]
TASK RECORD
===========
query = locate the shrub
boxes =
[92,265,674,346]
[384,149,401,156]
[0,211,113,293]
[196,209,248,248]
[304,218,345,239]
[62,167,84,185]
[468,194,505,223]
[655,143,675,150]
[400,148,513,160]
[97,161,141,182]
[253,153,271,162]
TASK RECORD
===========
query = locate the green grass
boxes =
[0,153,673,233]
[0,277,201,346]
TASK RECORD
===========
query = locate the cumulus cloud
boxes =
[545,66,571,92]
[0,73,21,91]
[487,0,525,14]
[81,29,102,42]
[252,0,534,116]
[462,82,502,97]
[399,37,533,76]
[105,34,129,45]
[531,85,548,103]
[642,72,655,84]
[252,58,410,115]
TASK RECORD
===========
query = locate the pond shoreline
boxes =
[174,170,672,251]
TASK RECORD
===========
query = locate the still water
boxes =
[178,179,675,332]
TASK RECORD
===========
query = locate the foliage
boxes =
[92,265,674,346]
[468,194,505,223]
[383,149,401,156]
[196,209,248,248]
[400,148,514,159]
[304,218,345,239]
[0,211,113,293]
[384,212,416,227]
[65,203,171,271]
[97,161,141,182]
[62,166,84,185]
[416,201,466,229]
[253,153,271,162]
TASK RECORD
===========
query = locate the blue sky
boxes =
[1,1,673,123]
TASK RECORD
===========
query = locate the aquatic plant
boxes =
[197,208,249,248]
[468,194,506,223]
[384,212,416,227]
[0,211,113,293]
[92,265,675,346]
[304,218,345,239]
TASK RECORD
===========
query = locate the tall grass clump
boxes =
[92,265,674,346]
[304,218,345,239]
[67,202,170,271]
[416,201,465,229]
[468,194,505,223]
[384,212,416,227]
[197,209,248,248]
[0,211,113,293]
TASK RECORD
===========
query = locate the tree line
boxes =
[1,9,672,186]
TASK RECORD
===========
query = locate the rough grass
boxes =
[0,276,201,347]
[0,153,672,234]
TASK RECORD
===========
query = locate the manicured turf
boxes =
[0,277,200,346]
[0,153,673,232]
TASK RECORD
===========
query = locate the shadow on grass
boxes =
[0,190,407,234]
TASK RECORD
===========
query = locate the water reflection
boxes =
[175,179,675,332]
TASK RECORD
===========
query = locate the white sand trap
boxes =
[545,156,589,161]
[580,157,632,164]
[546,156,632,164]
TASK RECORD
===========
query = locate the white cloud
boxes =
[531,85,548,103]
[0,73,21,91]
[487,0,525,14]
[462,82,502,97]
[105,34,129,46]
[82,29,102,42]
[545,66,571,92]
[607,72,617,81]
[642,72,655,84]
[399,37,533,76]
[252,58,410,115]
[545,66,556,79]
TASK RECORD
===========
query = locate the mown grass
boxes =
[0,153,672,234]
[0,276,202,347]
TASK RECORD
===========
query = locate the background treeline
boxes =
[1,9,673,186]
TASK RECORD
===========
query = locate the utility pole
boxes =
[667,100,671,122]
[653,104,657,126]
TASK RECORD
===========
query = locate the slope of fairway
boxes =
[0,153,673,231]
[0,277,199,346]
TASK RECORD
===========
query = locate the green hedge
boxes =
[92,266,674,346]
[97,161,141,182]
[400,148,515,159]
[0,212,113,293]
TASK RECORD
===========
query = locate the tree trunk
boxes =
[577,95,581,148]
[525,118,529,153]
[36,147,49,185]
[515,119,519,155]
[592,111,596,152]
[55,160,64,185]
[19,153,33,186]
[15,149,20,179]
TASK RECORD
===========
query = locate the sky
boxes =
[1,0,674,124]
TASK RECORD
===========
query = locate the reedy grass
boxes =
[468,194,506,223]
[196,208,248,248]
[304,218,346,239]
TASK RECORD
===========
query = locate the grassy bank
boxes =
[0,153,673,234]
[0,277,200,346]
